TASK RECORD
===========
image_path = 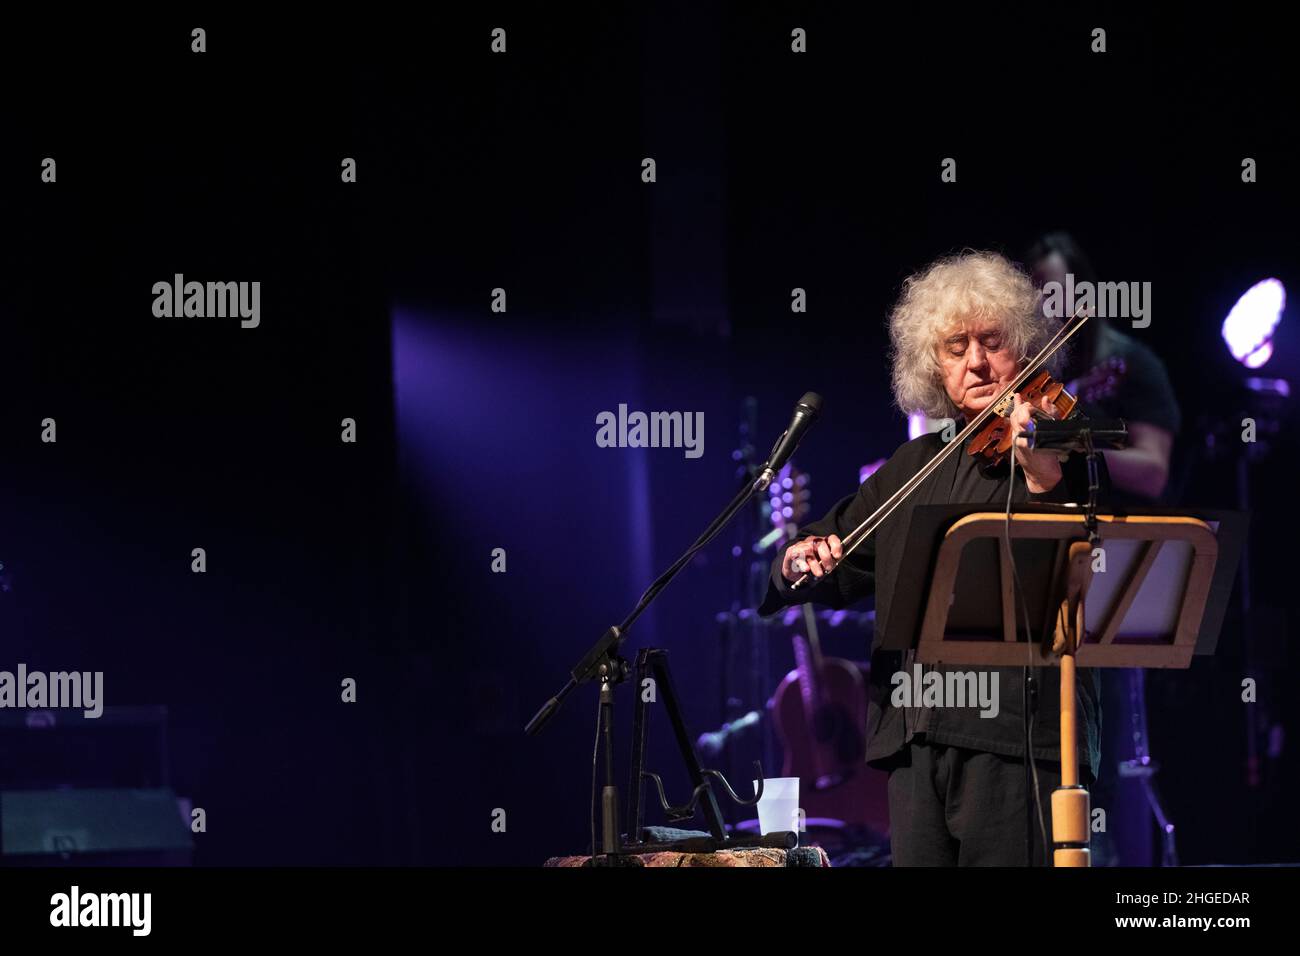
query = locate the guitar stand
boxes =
[618,647,784,857]
[524,458,809,866]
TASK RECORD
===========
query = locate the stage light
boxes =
[1245,377,1290,398]
[1222,278,1285,368]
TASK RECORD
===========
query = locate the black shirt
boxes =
[1068,323,1181,509]
[759,432,1105,779]
[1069,324,1182,440]
[1066,325,1180,437]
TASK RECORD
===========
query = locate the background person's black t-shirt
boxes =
[1063,323,1181,507]
[1069,325,1182,440]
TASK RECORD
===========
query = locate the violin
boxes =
[967,369,1079,466]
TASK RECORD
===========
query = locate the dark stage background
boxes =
[1,5,1296,866]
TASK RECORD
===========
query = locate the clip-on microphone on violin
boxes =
[1027,417,1129,455]
[1028,415,1129,551]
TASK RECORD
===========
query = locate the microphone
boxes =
[1028,417,1129,453]
[756,392,822,491]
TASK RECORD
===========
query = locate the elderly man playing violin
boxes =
[759,250,1109,867]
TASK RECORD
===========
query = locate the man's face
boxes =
[939,317,1021,418]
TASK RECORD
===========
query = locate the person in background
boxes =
[1027,231,1183,867]
[1027,232,1181,502]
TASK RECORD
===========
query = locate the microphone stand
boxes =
[525,465,780,865]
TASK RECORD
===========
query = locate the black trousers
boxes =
[887,741,1090,866]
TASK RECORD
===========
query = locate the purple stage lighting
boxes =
[859,458,886,485]
[1222,278,1286,368]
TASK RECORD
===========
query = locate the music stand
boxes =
[885,504,1246,866]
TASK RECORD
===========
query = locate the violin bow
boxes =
[788,305,1093,591]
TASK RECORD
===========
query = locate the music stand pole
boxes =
[1050,540,1094,866]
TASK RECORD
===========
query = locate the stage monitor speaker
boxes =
[1,787,194,865]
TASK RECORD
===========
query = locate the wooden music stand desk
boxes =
[888,506,1246,867]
